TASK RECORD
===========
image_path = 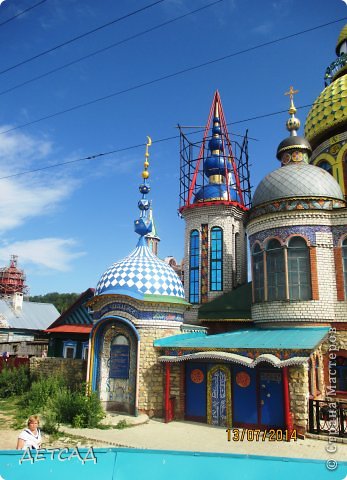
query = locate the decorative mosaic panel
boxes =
[305,74,347,144]
[207,365,231,427]
[249,225,332,249]
[331,225,347,246]
[249,198,345,220]
[97,322,137,411]
[211,369,227,426]
[93,302,183,323]
[200,224,209,303]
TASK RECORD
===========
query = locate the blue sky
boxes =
[0,0,345,295]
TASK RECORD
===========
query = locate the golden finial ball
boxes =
[286,117,300,132]
[142,171,149,179]
[144,161,149,168]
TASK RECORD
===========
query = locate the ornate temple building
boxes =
[87,138,188,415]
[87,25,347,437]
[305,25,347,199]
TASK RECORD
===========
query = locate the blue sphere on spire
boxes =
[139,184,150,195]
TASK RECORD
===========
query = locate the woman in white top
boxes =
[16,415,42,450]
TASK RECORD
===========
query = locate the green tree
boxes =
[28,292,80,313]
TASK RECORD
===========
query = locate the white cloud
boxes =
[0,238,85,272]
[0,126,53,169]
[0,127,84,272]
[252,22,273,35]
[0,127,76,233]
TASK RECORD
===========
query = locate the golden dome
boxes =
[336,24,347,55]
[304,74,347,148]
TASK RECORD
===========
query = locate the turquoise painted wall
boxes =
[0,448,346,480]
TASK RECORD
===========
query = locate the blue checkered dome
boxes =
[95,241,185,302]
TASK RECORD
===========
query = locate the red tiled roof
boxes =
[45,325,92,334]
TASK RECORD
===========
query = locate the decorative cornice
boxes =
[93,301,184,323]
[158,351,309,367]
[248,198,345,220]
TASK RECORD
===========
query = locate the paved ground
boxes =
[2,411,346,462]
[60,418,347,461]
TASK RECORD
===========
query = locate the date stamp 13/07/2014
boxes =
[226,429,298,442]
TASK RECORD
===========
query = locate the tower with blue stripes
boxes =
[178,91,251,321]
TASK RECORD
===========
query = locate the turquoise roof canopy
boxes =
[154,327,329,350]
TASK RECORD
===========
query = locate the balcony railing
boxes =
[325,54,347,86]
[308,399,347,437]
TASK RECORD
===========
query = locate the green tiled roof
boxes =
[154,327,329,351]
[198,282,252,320]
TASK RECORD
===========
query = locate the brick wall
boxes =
[137,327,180,417]
[29,357,87,386]
[248,210,347,324]
[288,364,309,434]
[182,204,247,322]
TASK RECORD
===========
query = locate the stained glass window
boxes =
[189,230,200,303]
[210,227,223,291]
[317,160,332,175]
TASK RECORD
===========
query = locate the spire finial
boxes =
[284,86,300,136]
[285,85,299,114]
[134,137,153,241]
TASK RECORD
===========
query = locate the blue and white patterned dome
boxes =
[95,239,186,303]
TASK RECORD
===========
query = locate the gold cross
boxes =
[284,86,299,101]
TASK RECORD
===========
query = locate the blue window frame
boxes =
[62,340,77,359]
[189,230,199,303]
[210,227,223,291]
[82,341,89,360]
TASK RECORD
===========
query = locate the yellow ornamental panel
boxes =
[305,75,347,147]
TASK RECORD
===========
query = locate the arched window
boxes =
[252,244,264,302]
[112,335,129,346]
[266,239,285,301]
[343,238,347,299]
[288,236,311,300]
[189,230,199,303]
[317,160,332,175]
[210,227,223,291]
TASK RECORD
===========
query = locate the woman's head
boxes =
[27,415,39,431]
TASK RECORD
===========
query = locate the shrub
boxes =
[114,419,128,430]
[14,374,104,430]
[0,365,30,398]
[52,389,105,428]
[19,374,66,418]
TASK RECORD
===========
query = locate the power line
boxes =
[0,0,48,28]
[0,0,223,97]
[1,16,346,136]
[0,0,165,76]
[0,95,340,181]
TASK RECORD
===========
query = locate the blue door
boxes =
[185,363,207,421]
[211,368,227,426]
[259,370,285,427]
[232,366,258,426]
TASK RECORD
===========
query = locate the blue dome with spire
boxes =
[94,136,186,305]
[194,105,239,203]
[95,237,185,302]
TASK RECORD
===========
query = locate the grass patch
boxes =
[114,420,128,430]
[0,398,20,412]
